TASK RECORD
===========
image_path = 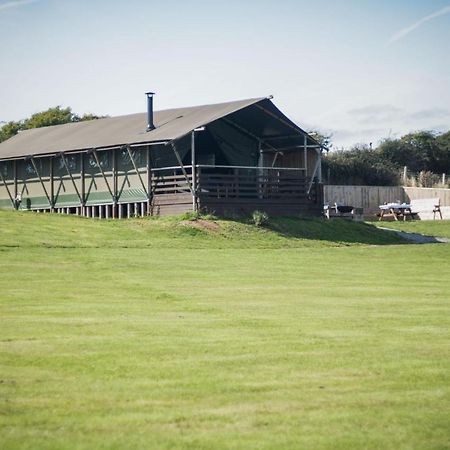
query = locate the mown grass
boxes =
[0,210,449,450]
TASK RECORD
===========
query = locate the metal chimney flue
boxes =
[145,92,155,131]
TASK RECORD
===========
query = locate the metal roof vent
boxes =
[145,92,155,131]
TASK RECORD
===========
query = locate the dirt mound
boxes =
[181,219,221,232]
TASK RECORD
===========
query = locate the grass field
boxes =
[1,211,449,450]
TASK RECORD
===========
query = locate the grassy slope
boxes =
[0,211,407,249]
[0,211,449,450]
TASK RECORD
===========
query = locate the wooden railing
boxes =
[196,166,308,200]
[150,166,193,195]
[150,165,321,204]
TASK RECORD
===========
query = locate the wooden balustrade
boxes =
[149,165,322,216]
[196,167,308,200]
[151,170,192,195]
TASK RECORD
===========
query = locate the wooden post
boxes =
[317,148,322,183]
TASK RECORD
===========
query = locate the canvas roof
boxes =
[0,97,320,160]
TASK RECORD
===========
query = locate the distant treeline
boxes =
[322,131,450,186]
[0,106,104,143]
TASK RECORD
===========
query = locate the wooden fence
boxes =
[324,185,450,218]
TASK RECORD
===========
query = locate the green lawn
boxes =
[1,211,449,450]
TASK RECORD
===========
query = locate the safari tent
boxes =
[0,95,325,218]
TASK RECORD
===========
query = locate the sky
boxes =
[0,0,449,149]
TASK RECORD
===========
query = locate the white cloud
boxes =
[389,5,450,43]
[0,0,36,12]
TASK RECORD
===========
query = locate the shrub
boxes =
[180,211,200,221]
[252,210,269,227]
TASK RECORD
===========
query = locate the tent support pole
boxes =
[146,145,151,215]
[60,153,83,204]
[169,142,194,195]
[126,145,148,197]
[112,148,117,218]
[191,131,197,211]
[255,103,310,137]
[13,160,17,203]
[91,149,114,202]
[29,156,52,208]
[307,152,321,194]
[80,153,85,214]
[303,135,308,175]
[49,156,54,212]
[317,148,322,183]
[0,165,16,209]
[254,102,326,152]
[221,117,279,153]
[271,152,280,167]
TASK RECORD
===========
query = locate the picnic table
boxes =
[378,203,415,221]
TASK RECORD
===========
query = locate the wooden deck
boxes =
[150,165,323,217]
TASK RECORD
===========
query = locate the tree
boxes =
[323,144,400,186]
[308,130,333,149]
[434,131,450,173]
[378,131,448,173]
[0,106,105,143]
[0,121,23,143]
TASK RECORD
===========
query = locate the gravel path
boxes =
[378,227,450,244]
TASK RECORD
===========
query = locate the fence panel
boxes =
[324,185,450,218]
